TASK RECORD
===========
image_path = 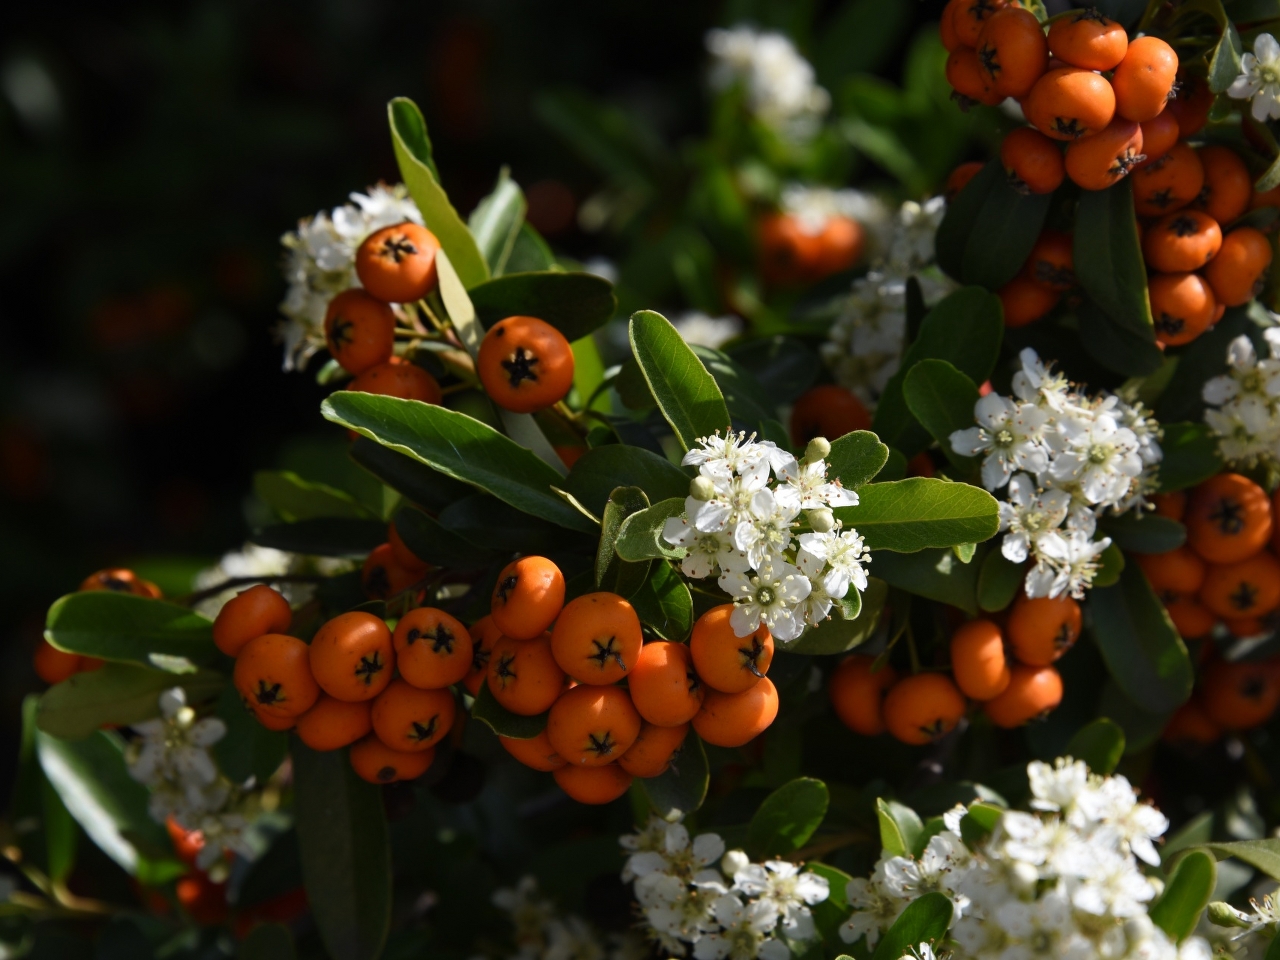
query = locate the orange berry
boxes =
[950,620,1011,701]
[1025,67,1116,141]
[1006,593,1081,666]
[1199,552,1280,619]
[1001,127,1065,195]
[499,729,566,771]
[940,0,965,53]
[463,615,501,696]
[355,222,441,303]
[1047,8,1127,71]
[1135,546,1207,604]
[1201,659,1280,730]
[33,640,83,684]
[757,213,824,285]
[884,674,966,745]
[1064,117,1144,191]
[348,734,434,784]
[813,216,865,278]
[393,607,473,689]
[371,679,455,752]
[1252,182,1280,211]
[999,275,1060,328]
[1193,146,1252,225]
[1135,111,1180,169]
[945,161,985,199]
[689,605,773,694]
[984,664,1063,727]
[294,696,373,752]
[1143,210,1222,273]
[309,611,394,702]
[1163,698,1221,745]
[79,568,162,598]
[1166,73,1214,138]
[1023,229,1074,291]
[1205,227,1273,308]
[1185,473,1272,563]
[166,816,205,867]
[212,585,292,658]
[552,762,633,805]
[976,8,1048,100]
[1226,616,1265,637]
[361,542,422,601]
[618,722,688,778]
[1132,143,1204,217]
[1149,272,1217,347]
[946,47,1002,107]
[176,872,228,927]
[251,705,298,731]
[828,654,898,735]
[1112,36,1178,122]
[477,316,574,413]
[952,0,1009,47]
[234,633,319,719]
[349,357,442,405]
[627,640,705,727]
[693,677,779,748]
[1152,490,1187,521]
[546,685,642,766]
[1165,598,1217,638]
[324,289,395,376]
[789,384,872,447]
[487,633,565,716]
[550,592,643,684]
[491,556,565,641]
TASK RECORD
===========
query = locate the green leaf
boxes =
[629,310,731,452]
[238,923,295,960]
[834,478,1000,553]
[1157,422,1226,493]
[437,493,572,554]
[959,802,1006,847]
[1151,850,1217,942]
[471,683,548,739]
[1077,297,1163,377]
[936,161,999,283]
[1200,839,1280,881]
[388,97,488,288]
[1064,718,1125,775]
[1090,561,1194,714]
[615,498,687,562]
[1075,181,1153,335]
[322,392,595,533]
[1100,514,1186,554]
[1100,679,1170,754]
[468,168,526,276]
[690,345,776,430]
[213,685,288,786]
[784,577,887,654]
[874,547,981,614]
[292,742,392,960]
[13,697,77,884]
[978,549,1025,612]
[869,892,954,960]
[903,360,981,469]
[506,222,557,273]
[629,562,694,641]
[1208,20,1244,93]
[566,445,690,518]
[253,470,373,522]
[877,798,924,858]
[816,0,912,80]
[250,518,387,557]
[640,733,709,818]
[1094,542,1125,588]
[46,593,218,669]
[349,437,472,513]
[597,487,652,597]
[808,862,856,944]
[393,504,496,570]
[746,778,830,859]
[469,272,617,342]
[827,431,890,489]
[37,665,222,741]
[962,165,1054,291]
[724,336,818,406]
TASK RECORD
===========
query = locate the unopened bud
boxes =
[1207,902,1252,928]
[690,476,716,501]
[807,508,835,533]
[805,437,831,463]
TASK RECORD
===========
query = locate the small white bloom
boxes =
[1228,33,1280,122]
[718,557,813,642]
[998,473,1071,564]
[951,394,1050,491]
[733,486,803,568]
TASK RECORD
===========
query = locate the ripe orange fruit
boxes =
[294,696,373,752]
[371,679,456,752]
[627,640,705,727]
[1112,36,1178,122]
[490,556,565,641]
[547,685,642,766]
[487,633,565,716]
[33,639,83,685]
[550,592,643,685]
[349,357,442,405]
[950,620,1011,701]
[79,568,162,598]
[499,729,566,771]
[361,542,422,600]
[212,585,292,658]
[1000,127,1065,195]
[952,0,1009,47]
[757,213,824,285]
[1149,272,1217,347]
[692,677,780,748]
[1185,473,1272,564]
[348,734,434,784]
[976,8,1048,100]
[477,316,575,413]
[1168,74,1214,137]
[789,384,872,447]
[1205,227,1273,307]
[1143,210,1223,273]
[393,607,473,689]
[999,275,1060,328]
[945,161,985,199]
[945,48,1002,107]
[1165,598,1217,638]
[1024,67,1116,141]
[828,654,898,735]
[813,216,865,277]
[1201,659,1280,730]
[1193,145,1251,224]
[1023,229,1074,291]
[552,762,633,805]
[355,222,441,304]
[166,816,205,867]
[1135,546,1207,604]
[1047,8,1127,71]
[1226,616,1265,637]
[1007,593,1081,666]
[308,611,394,702]
[618,722,688,778]
[324,289,395,376]
[689,605,773,694]
[940,0,964,53]
[1064,117,1144,191]
[234,633,319,720]
[252,706,298,731]
[883,673,966,745]
[1163,698,1222,745]
[983,664,1063,727]
[1135,111,1180,169]
[1152,491,1187,521]
[463,615,501,696]
[1132,143,1205,218]
[176,872,228,926]
[1199,552,1280,619]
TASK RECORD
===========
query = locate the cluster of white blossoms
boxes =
[277,183,422,371]
[950,349,1163,599]
[841,758,1212,960]
[1202,328,1280,471]
[488,876,647,960]
[780,184,887,237]
[821,197,956,405]
[125,688,258,871]
[622,817,830,959]
[705,26,830,140]
[661,432,867,642]
[1228,33,1280,123]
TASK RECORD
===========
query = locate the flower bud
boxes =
[805,437,832,463]
[690,476,717,501]
[1207,901,1253,928]
[807,508,835,533]
[721,849,750,877]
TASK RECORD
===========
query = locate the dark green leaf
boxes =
[322,392,595,533]
[37,665,222,741]
[962,170,1054,291]
[597,486,652,597]
[46,593,218,669]
[629,562,694,641]
[1100,514,1186,554]
[565,445,689,518]
[1099,679,1170,754]
[936,161,999,283]
[250,519,386,557]
[1094,542,1125,588]
[292,742,392,960]
[816,0,912,80]
[827,431,890,489]
[505,222,557,273]
[1074,181,1153,335]
[238,924,295,960]
[690,345,776,429]
[615,498,687,562]
[1064,718,1125,775]
[746,778,830,859]
[1208,21,1244,93]
[471,683,548,739]
[903,360,981,469]
[784,577,887,654]
[1151,850,1217,942]
[437,493,570,554]
[978,549,1026,612]
[869,892,954,960]
[959,802,1005,847]
[13,697,76,884]
[874,547,981,614]
[213,685,288,786]
[1077,298,1163,377]
[469,272,617,341]
[877,798,923,858]
[834,478,1000,552]
[468,168,525,277]
[253,470,373,522]
[349,437,473,513]
[1092,0,1148,26]
[723,337,819,405]
[640,733,709,818]
[1157,422,1226,493]
[877,448,908,481]
[1200,839,1280,881]
[629,310,731,452]
[1090,561,1194,714]
[393,504,497,569]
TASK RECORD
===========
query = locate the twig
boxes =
[178,574,328,607]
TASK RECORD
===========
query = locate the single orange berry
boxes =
[487,633,565,716]
[1023,230,1075,291]
[388,521,429,574]
[1112,36,1178,122]
[1163,698,1222,745]
[1007,593,1081,666]
[499,729,566,771]
[1135,546,1207,604]
[490,556,565,641]
[1064,117,1144,191]
[1199,552,1280,619]
[393,607,473,690]
[550,592,643,684]
[252,705,298,731]
[371,679,456,752]
[1185,473,1272,564]
[945,47,1003,107]
[233,633,320,719]
[308,611,395,702]
[689,605,773,694]
[212,584,292,658]
[463,615,502,696]
[757,213,824,285]
[1134,111,1180,170]
[349,357,442,405]
[79,568,162,598]
[789,384,872,447]
[1205,227,1273,308]
[324,289,395,376]
[1164,598,1217,638]
[361,542,422,601]
[1047,8,1127,71]
[618,722,688,778]
[294,696,373,752]
[952,0,1010,48]
[546,684,642,766]
[1143,210,1222,273]
[1193,146,1251,225]
[828,654,898,735]
[999,275,1060,328]
[976,7,1048,100]
[627,640,705,727]
[692,677,780,748]
[477,316,575,413]
[1149,272,1217,347]
[552,762,633,805]
[1132,143,1205,218]
[983,664,1063,727]
[355,222,441,303]
[1201,659,1280,730]
[813,216,865,278]
[882,673,966,745]
[1001,127,1065,195]
[1167,74,1214,137]
[1024,67,1116,141]
[945,161,985,199]
[1152,490,1187,521]
[950,620,1011,701]
[348,734,434,784]
[33,639,83,684]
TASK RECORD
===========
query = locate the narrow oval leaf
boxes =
[470,272,617,342]
[1064,718,1125,775]
[46,593,218,668]
[874,547,980,614]
[393,504,497,570]
[1200,839,1280,882]
[877,798,924,858]
[936,160,999,283]
[253,470,372,522]
[566,445,690,518]
[37,665,223,741]
[784,577,887,655]
[468,168,526,276]
[250,518,387,557]
[746,778,829,859]
[213,685,289,786]
[1150,850,1216,943]
[1074,181,1152,334]
[615,498,687,562]
[1077,297,1163,377]
[1100,514,1186,554]
[1157,422,1225,493]
[597,486,652,596]
[349,437,473,513]
[961,171,1053,290]
[471,683,548,739]
[827,431,890,489]
[834,478,1000,553]
[869,891,954,960]
[629,561,694,641]
[903,359,981,469]
[629,310,731,452]
[724,336,819,405]
[977,549,1026,612]
[691,344,777,430]
[640,733,709,819]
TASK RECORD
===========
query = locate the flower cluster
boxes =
[950,349,1163,599]
[622,816,830,959]
[705,26,830,139]
[488,876,646,960]
[1207,890,1280,957]
[841,758,1211,960]
[277,182,422,371]
[661,432,867,642]
[1202,328,1280,471]
[124,688,258,871]
[821,197,955,405]
[1228,33,1280,123]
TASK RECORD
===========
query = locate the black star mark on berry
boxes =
[378,233,418,263]
[472,643,491,673]
[977,44,1000,78]
[328,315,355,350]
[586,730,617,758]
[738,637,768,679]
[1110,150,1145,178]
[377,765,397,782]
[686,669,701,695]
[1148,188,1175,209]
[1154,313,1185,336]
[1242,676,1267,700]
[1033,263,1074,288]
[409,716,439,743]
[494,652,517,686]
[1051,117,1086,139]
[1169,215,1198,237]
[103,576,130,592]
[355,651,385,686]
[495,575,519,605]
[1230,581,1259,611]
[364,564,390,600]
[428,625,456,654]
[1209,497,1246,535]
[501,346,540,388]
[254,680,284,707]
[587,636,627,671]
[1054,623,1076,651]
[968,0,1000,20]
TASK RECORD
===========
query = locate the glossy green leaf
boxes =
[826,430,890,489]
[936,161,999,283]
[961,167,1054,291]
[784,577,887,654]
[903,359,981,469]
[393,503,497,570]
[746,778,829,859]
[471,683,548,739]
[1090,561,1194,714]
[629,310,731,452]
[322,392,595,533]
[13,697,77,884]
[1151,850,1217,942]
[46,593,218,669]
[874,547,981,614]
[469,272,617,341]
[37,664,222,741]
[690,344,776,429]
[724,336,819,405]
[250,518,387,557]
[468,168,525,276]
[640,733,709,818]
[597,486,652,597]
[615,498,687,562]
[1200,839,1280,881]
[565,445,690,518]
[1100,514,1186,554]
[505,222,557,273]
[629,561,694,641]
[877,798,924,858]
[1157,422,1226,493]
[437,493,571,554]
[349,437,472,513]
[1208,20,1244,93]
[1064,718,1125,775]
[253,470,373,522]
[978,549,1026,612]
[1075,181,1153,335]
[388,97,488,288]
[1099,679,1170,754]
[1077,297,1163,377]
[834,478,1000,553]
[292,742,392,960]
[869,892,954,960]
[238,923,295,960]
[213,685,289,786]
[1094,542,1125,588]
[960,802,1006,847]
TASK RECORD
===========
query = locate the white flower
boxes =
[951,394,1050,491]
[1048,411,1143,506]
[733,486,803,568]
[1012,348,1073,412]
[1228,33,1280,122]
[1025,528,1112,599]
[1028,758,1091,815]
[706,26,829,139]
[664,510,741,580]
[673,312,744,349]
[732,860,829,940]
[682,432,794,489]
[693,894,783,960]
[997,474,1071,564]
[719,556,812,642]
[797,528,870,599]
[783,457,858,509]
